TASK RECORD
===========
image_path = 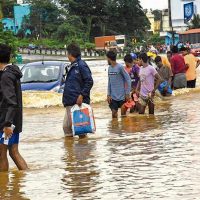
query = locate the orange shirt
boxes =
[161,56,171,68]
[184,54,199,81]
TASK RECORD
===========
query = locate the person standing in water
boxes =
[63,43,93,138]
[155,56,173,96]
[0,44,28,172]
[107,51,131,118]
[170,46,187,89]
[180,47,200,88]
[137,53,162,115]
[124,53,140,112]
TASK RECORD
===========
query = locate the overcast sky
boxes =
[140,0,168,10]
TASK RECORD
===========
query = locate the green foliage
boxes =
[0,22,17,60]
[190,14,200,29]
[59,0,150,41]
[0,0,16,18]
[1,0,151,50]
[105,0,150,38]
[152,10,162,21]
[25,0,64,38]
[147,33,164,45]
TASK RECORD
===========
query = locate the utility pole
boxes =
[168,0,175,45]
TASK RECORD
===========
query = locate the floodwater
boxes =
[1,60,200,200]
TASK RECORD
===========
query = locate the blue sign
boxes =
[184,2,194,22]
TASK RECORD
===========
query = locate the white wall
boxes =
[171,0,200,32]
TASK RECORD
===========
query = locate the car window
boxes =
[21,65,60,83]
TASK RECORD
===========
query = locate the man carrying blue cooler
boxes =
[63,43,94,138]
[0,44,28,172]
[155,56,173,96]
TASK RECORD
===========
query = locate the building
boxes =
[146,10,155,33]
[14,4,30,33]
[146,10,161,33]
[179,28,200,43]
[162,9,170,32]
[1,4,30,35]
[171,0,200,32]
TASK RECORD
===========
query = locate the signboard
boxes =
[184,2,194,22]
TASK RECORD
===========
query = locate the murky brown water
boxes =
[1,60,200,200]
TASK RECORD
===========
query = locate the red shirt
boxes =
[170,54,186,75]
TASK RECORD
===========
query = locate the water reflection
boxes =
[0,171,29,200]
[62,138,99,199]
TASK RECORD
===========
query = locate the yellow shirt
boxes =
[161,56,171,68]
[184,54,199,81]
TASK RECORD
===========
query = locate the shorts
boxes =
[0,132,19,146]
[63,106,73,137]
[139,96,154,107]
[187,79,196,88]
[173,73,187,89]
[109,100,125,111]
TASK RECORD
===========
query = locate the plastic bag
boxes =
[71,103,96,136]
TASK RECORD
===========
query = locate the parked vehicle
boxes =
[95,35,126,51]
[191,43,200,57]
[28,44,38,50]
[21,61,68,93]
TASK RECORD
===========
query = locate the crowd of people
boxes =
[0,42,200,172]
[107,45,200,118]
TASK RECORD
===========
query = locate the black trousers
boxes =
[187,79,196,88]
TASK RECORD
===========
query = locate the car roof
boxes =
[24,61,68,67]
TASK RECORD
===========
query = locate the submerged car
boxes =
[21,61,68,93]
[191,43,200,57]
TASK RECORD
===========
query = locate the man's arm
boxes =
[196,59,200,68]
[80,65,94,96]
[136,80,141,96]
[120,66,131,100]
[168,68,173,86]
[107,73,112,104]
[1,73,18,128]
[153,73,162,96]
[170,57,175,76]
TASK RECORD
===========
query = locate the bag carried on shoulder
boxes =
[71,103,96,136]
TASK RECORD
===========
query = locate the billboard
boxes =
[184,2,194,22]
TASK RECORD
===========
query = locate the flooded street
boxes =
[1,60,200,200]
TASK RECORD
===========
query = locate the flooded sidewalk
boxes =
[1,92,200,200]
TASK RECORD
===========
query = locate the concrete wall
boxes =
[171,0,200,32]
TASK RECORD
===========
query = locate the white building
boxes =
[171,0,200,32]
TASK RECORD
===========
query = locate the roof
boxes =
[180,29,200,35]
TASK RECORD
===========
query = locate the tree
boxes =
[59,0,150,42]
[106,0,150,40]
[59,0,108,41]
[0,0,16,18]
[56,15,86,42]
[26,0,64,38]
[0,22,17,58]
[152,9,162,21]
[190,14,200,29]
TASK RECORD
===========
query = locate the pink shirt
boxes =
[139,65,157,97]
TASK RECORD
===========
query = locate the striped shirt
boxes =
[108,63,131,101]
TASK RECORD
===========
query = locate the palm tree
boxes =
[190,14,200,29]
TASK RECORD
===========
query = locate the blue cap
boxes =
[130,53,137,60]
